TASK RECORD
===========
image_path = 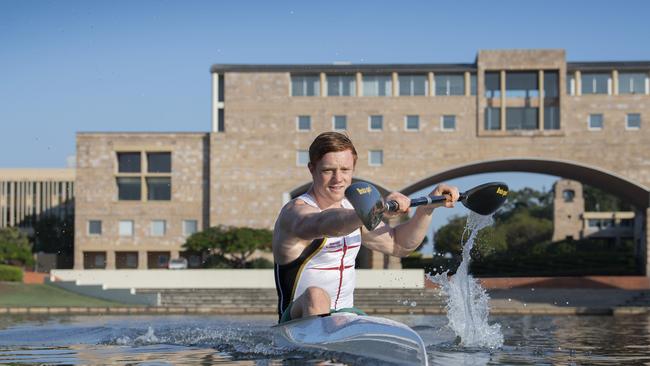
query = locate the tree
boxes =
[183,226,272,268]
[0,227,33,266]
[583,185,632,211]
[32,214,74,255]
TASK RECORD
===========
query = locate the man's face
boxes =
[309,150,355,204]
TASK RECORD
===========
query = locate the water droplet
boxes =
[410,301,417,307]
[508,298,512,302]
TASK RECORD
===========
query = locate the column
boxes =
[392,72,398,97]
[211,73,219,133]
[464,72,471,96]
[612,70,619,96]
[356,72,362,96]
[138,250,148,269]
[575,71,582,96]
[320,72,326,97]
[106,250,116,270]
[428,72,435,96]
[500,70,506,131]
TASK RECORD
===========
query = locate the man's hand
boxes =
[384,191,410,217]
[431,183,460,208]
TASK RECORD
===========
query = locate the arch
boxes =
[289,177,391,199]
[400,158,650,209]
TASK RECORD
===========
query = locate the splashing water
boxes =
[427,212,504,348]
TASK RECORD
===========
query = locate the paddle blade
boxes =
[461,182,509,215]
[345,182,385,231]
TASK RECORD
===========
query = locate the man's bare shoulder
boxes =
[277,198,319,231]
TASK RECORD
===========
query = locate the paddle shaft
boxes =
[385,193,467,212]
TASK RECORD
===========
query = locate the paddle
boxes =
[345,181,509,230]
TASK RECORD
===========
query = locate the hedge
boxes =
[0,264,23,282]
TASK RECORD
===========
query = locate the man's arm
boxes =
[361,183,459,257]
[279,199,363,241]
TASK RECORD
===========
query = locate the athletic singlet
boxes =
[274,193,362,320]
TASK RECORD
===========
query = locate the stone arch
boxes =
[400,158,650,209]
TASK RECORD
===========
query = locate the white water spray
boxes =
[428,212,503,348]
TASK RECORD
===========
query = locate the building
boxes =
[73,49,650,273]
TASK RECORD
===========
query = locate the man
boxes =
[273,132,459,323]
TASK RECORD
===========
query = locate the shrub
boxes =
[0,264,23,282]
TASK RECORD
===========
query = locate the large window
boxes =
[544,107,560,130]
[484,107,501,130]
[399,75,427,96]
[485,72,501,98]
[470,74,477,96]
[435,74,464,96]
[116,252,138,269]
[291,75,320,96]
[116,151,172,201]
[506,72,538,98]
[619,73,646,94]
[506,107,538,130]
[363,75,392,96]
[83,252,106,269]
[582,73,610,95]
[147,251,170,269]
[544,71,559,98]
[327,75,355,96]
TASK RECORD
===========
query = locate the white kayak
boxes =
[273,312,429,365]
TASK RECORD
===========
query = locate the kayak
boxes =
[273,312,429,365]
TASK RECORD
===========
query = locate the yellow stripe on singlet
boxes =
[290,237,328,301]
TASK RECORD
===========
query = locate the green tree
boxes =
[183,226,272,268]
[0,227,34,266]
[32,215,74,255]
[583,185,632,211]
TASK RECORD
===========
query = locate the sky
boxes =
[1,0,648,251]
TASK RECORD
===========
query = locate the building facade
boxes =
[74,49,650,272]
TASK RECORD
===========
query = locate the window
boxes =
[296,150,309,166]
[582,73,610,95]
[470,74,477,96]
[506,107,538,130]
[435,74,464,96]
[116,252,138,269]
[544,106,560,130]
[484,107,501,130]
[506,72,538,98]
[566,73,575,95]
[333,115,347,130]
[83,252,106,269]
[291,75,320,96]
[485,72,500,98]
[589,114,604,130]
[147,177,171,200]
[147,152,171,173]
[369,150,383,166]
[88,220,102,235]
[147,251,170,269]
[619,73,646,94]
[369,115,383,131]
[117,177,141,200]
[405,115,419,131]
[626,113,641,130]
[544,71,559,98]
[297,115,311,131]
[150,220,166,236]
[327,75,355,96]
[441,115,456,131]
[562,189,575,202]
[362,75,392,96]
[117,152,141,173]
[119,220,134,236]
[399,75,427,96]
[183,220,198,236]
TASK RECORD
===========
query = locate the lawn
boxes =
[0,282,131,307]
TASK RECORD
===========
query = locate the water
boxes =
[1,314,650,365]
[428,212,503,348]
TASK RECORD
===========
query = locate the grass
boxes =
[0,282,131,307]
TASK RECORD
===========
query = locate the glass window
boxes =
[544,71,559,98]
[544,106,560,130]
[327,75,355,96]
[566,73,575,95]
[506,72,538,98]
[485,72,501,98]
[151,220,166,236]
[405,115,419,131]
[147,251,170,269]
[117,152,141,173]
[362,75,392,96]
[619,73,646,94]
[117,177,141,201]
[588,219,600,228]
[369,115,383,131]
[484,107,501,130]
[506,107,538,130]
[116,252,138,269]
[88,220,102,235]
[147,177,171,200]
[369,150,383,166]
[627,113,641,129]
[441,115,456,130]
[333,115,347,130]
[399,75,427,96]
[297,115,311,131]
[589,114,604,130]
[183,220,198,236]
[296,150,309,166]
[435,74,464,96]
[147,152,171,173]
[582,73,610,95]
[563,189,575,202]
[470,74,477,96]
[119,220,134,236]
[83,252,106,269]
[291,75,320,96]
